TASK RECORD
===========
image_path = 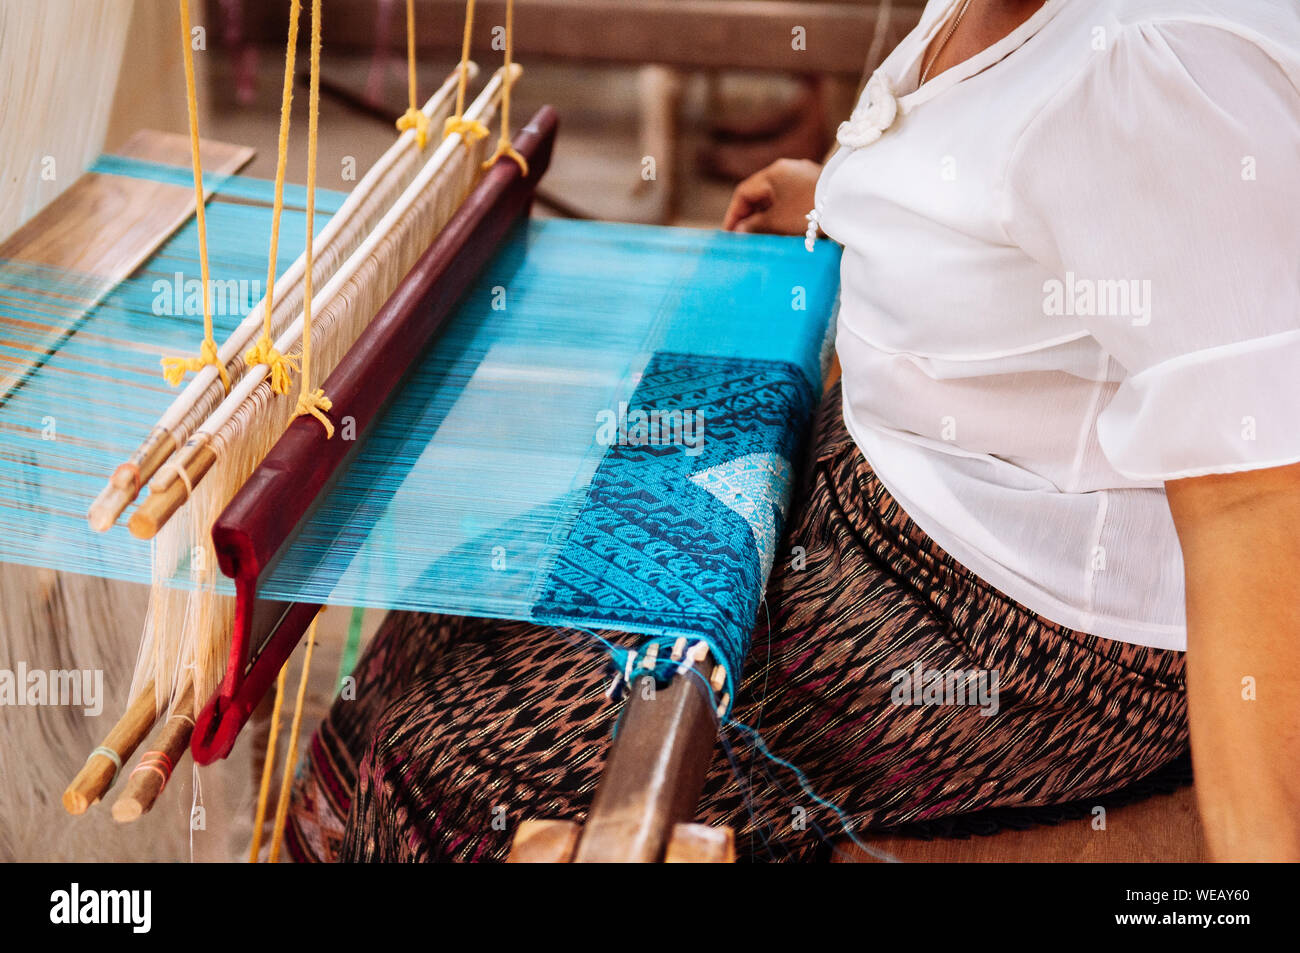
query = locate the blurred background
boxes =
[106,0,924,227]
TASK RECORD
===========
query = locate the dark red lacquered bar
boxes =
[192,106,559,764]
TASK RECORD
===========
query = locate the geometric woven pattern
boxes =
[533,351,815,687]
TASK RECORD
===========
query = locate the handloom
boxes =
[197,132,840,760]
[3,0,845,862]
[0,0,517,837]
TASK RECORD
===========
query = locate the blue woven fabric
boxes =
[0,175,841,698]
[530,351,816,696]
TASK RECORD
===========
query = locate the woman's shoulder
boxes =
[1002,0,1300,244]
[1021,0,1300,118]
[1101,0,1300,54]
[1037,0,1300,117]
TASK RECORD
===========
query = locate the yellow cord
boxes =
[244,0,302,397]
[295,389,334,438]
[483,0,528,175]
[268,615,319,863]
[245,336,298,395]
[248,665,287,863]
[443,0,489,145]
[394,0,430,148]
[162,338,228,389]
[293,0,334,440]
[162,0,231,393]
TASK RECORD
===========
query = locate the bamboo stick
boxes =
[89,433,177,532]
[111,679,196,823]
[87,69,470,534]
[124,66,515,542]
[127,442,217,539]
[62,678,159,815]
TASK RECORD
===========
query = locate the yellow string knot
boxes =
[483,138,529,176]
[161,338,231,392]
[294,388,334,438]
[443,115,489,146]
[395,106,430,149]
[244,336,299,396]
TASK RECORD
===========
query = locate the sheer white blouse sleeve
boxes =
[1001,19,1300,481]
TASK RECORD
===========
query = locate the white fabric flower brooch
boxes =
[836,71,899,150]
[806,71,898,252]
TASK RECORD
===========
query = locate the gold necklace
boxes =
[920,0,975,85]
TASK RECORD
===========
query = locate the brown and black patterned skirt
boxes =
[285,387,1189,862]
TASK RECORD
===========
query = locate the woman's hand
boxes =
[722,158,822,236]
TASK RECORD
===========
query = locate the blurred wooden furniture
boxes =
[211,0,923,222]
[838,786,1207,863]
[215,0,922,76]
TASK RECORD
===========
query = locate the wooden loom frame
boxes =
[198,104,731,861]
[195,106,559,764]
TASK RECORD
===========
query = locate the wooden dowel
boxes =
[111,680,196,823]
[88,431,177,531]
[127,442,217,539]
[62,678,160,815]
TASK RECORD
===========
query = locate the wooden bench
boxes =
[839,786,1206,863]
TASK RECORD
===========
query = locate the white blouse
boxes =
[815,0,1300,649]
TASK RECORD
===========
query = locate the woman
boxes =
[288,0,1300,862]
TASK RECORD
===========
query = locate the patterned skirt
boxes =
[285,387,1189,862]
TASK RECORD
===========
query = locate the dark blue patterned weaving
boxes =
[532,351,817,698]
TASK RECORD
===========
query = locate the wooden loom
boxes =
[15,2,772,864]
[194,104,737,862]
[34,0,514,839]
[20,112,734,861]
[196,108,559,763]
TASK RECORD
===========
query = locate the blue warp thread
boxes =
[259,218,842,702]
[0,161,339,583]
[0,172,841,703]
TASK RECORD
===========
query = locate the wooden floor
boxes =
[837,786,1206,863]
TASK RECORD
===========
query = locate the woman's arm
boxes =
[1166,461,1300,861]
